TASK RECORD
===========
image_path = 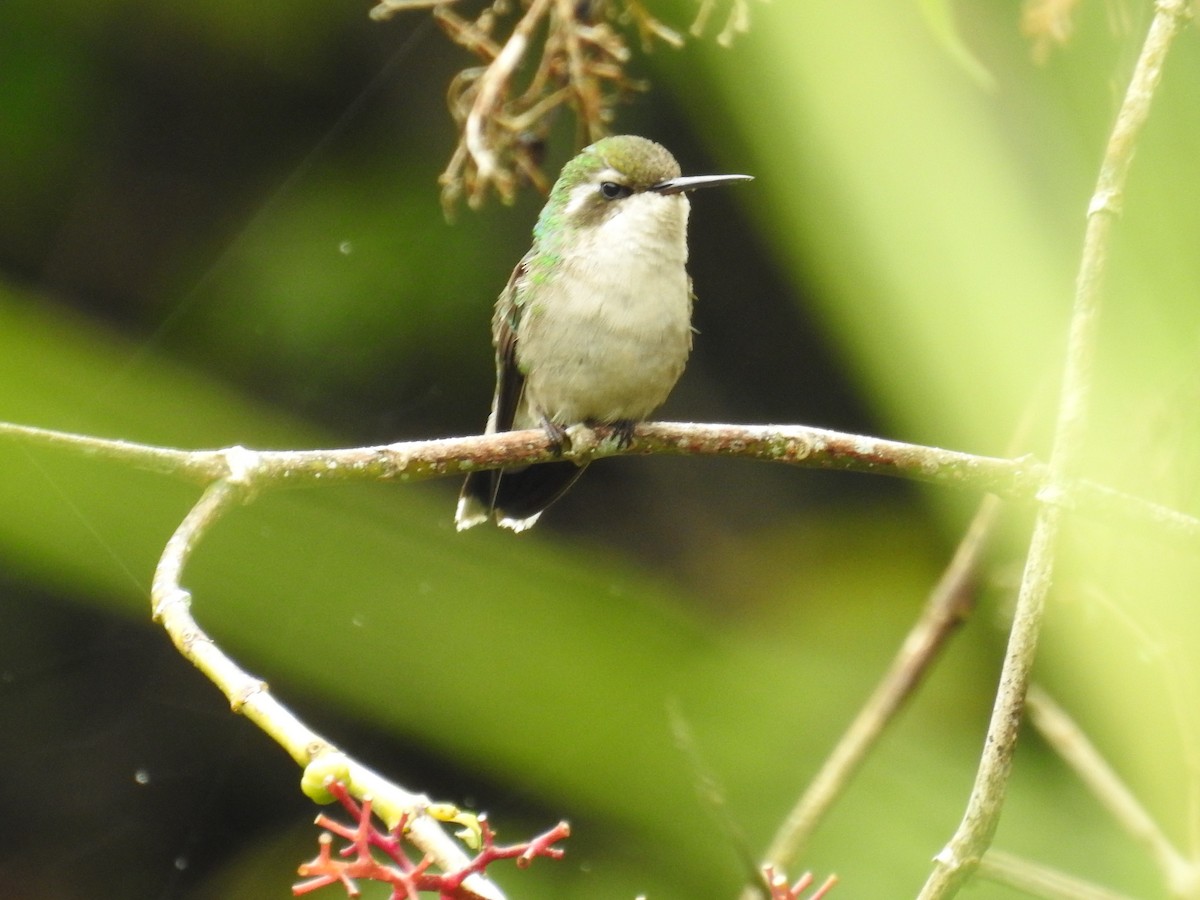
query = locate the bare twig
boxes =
[740,492,1004,898]
[15,409,1200,897]
[1026,686,1198,895]
[3,419,1197,546]
[919,1,1194,895]
[745,402,1051,894]
[977,849,1140,900]
[0,420,200,477]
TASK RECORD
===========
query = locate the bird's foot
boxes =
[610,419,637,449]
[540,418,571,455]
[586,419,638,450]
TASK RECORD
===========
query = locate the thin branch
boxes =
[977,849,1140,900]
[1026,686,1197,895]
[150,470,505,900]
[0,420,203,478]
[919,1,1193,895]
[3,419,1198,547]
[746,403,1047,893]
[741,491,1004,898]
[1070,478,1200,549]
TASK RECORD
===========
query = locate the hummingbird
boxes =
[455,135,752,532]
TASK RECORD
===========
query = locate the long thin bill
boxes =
[651,173,754,195]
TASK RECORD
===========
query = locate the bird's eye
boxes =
[599,181,631,200]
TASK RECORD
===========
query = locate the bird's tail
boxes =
[455,461,587,532]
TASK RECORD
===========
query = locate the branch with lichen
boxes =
[2,418,1197,543]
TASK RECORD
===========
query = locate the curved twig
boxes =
[150,464,505,900]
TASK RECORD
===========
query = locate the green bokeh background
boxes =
[1,1,1197,897]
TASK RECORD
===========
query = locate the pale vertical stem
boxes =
[918,2,1192,896]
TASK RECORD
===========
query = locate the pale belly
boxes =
[517,274,693,426]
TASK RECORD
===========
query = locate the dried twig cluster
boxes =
[367,1,761,213]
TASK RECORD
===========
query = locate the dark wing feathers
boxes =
[491,256,528,434]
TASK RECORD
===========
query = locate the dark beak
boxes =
[651,173,754,195]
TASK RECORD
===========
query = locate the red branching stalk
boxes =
[294,780,569,899]
[762,863,839,900]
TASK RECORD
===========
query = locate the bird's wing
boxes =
[490,255,529,433]
[456,255,532,529]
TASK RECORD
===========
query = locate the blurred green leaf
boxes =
[2,0,1196,896]
[917,0,996,89]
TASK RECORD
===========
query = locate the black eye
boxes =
[599,181,631,200]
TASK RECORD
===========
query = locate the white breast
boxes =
[517,192,694,425]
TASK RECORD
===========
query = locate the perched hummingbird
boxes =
[455,135,752,532]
